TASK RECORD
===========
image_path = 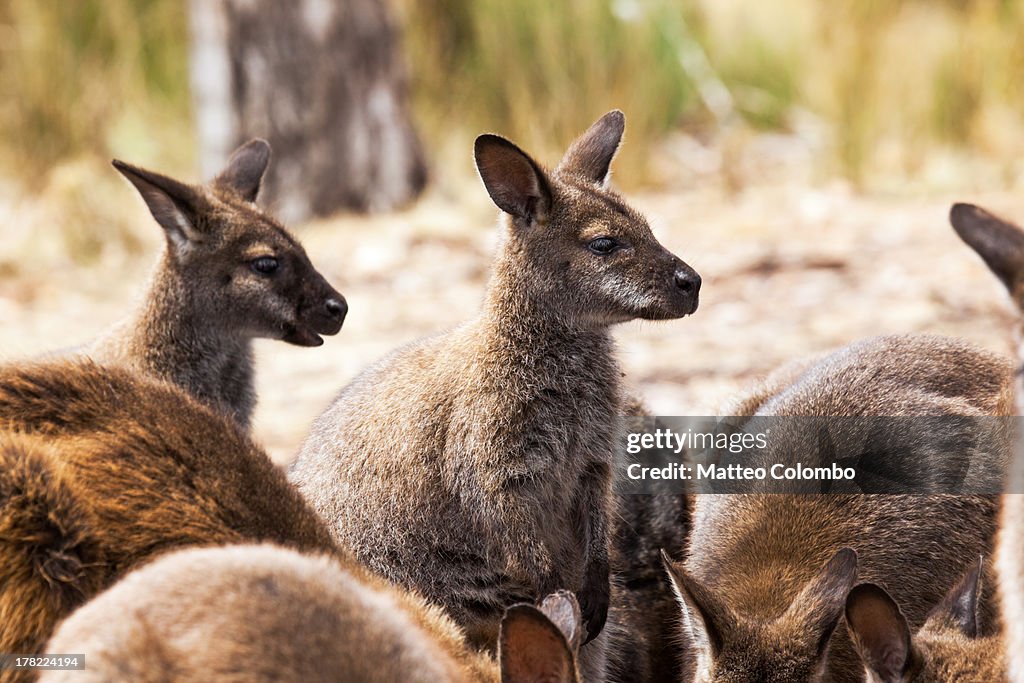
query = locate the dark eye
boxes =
[588,237,618,255]
[251,256,279,275]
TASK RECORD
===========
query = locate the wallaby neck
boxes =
[116,255,256,430]
[480,248,615,371]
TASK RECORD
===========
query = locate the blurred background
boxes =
[1,0,1022,461]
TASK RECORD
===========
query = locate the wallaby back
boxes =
[41,544,583,683]
[845,558,1006,682]
[665,333,1011,682]
[0,360,341,683]
[88,139,346,429]
[289,110,700,673]
[949,201,1024,682]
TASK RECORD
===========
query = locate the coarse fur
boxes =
[665,333,1013,682]
[289,111,700,676]
[0,360,341,683]
[948,201,1024,682]
[87,139,346,429]
[605,399,693,683]
[41,544,583,683]
[845,558,1007,682]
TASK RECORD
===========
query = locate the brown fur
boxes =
[40,544,583,683]
[0,360,342,683]
[664,333,1012,682]
[845,558,1007,682]
[87,140,346,429]
[289,111,700,677]
[948,201,1024,682]
[606,400,693,682]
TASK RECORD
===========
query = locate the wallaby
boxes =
[845,558,1006,682]
[290,111,701,676]
[948,201,1024,683]
[40,544,583,683]
[661,331,1012,682]
[86,139,346,429]
[608,333,1012,682]
[0,360,344,683]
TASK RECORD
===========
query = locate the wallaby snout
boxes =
[283,272,347,347]
[669,257,701,316]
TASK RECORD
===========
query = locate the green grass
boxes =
[2,0,1024,196]
[0,0,193,176]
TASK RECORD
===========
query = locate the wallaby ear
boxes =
[924,556,984,637]
[661,549,731,660]
[557,110,625,186]
[112,160,204,253]
[784,547,859,655]
[474,134,552,224]
[538,590,583,653]
[499,603,577,683]
[215,138,271,202]
[845,583,912,682]
[950,202,1024,295]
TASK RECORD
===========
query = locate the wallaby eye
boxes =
[588,237,618,255]
[251,256,280,275]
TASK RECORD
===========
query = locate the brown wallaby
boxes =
[87,139,346,429]
[948,201,1024,683]
[0,360,344,683]
[40,544,583,683]
[661,332,1012,682]
[289,111,700,675]
[607,333,1012,683]
[845,558,1006,682]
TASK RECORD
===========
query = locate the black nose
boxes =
[326,298,347,319]
[674,269,701,295]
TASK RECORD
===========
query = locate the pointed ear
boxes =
[556,110,625,186]
[924,556,984,637]
[784,547,858,654]
[845,583,912,682]
[661,549,731,660]
[112,160,204,253]
[474,135,551,224]
[949,202,1024,295]
[215,138,271,202]
[499,603,577,683]
[538,591,583,653]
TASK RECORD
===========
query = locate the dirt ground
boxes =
[1,173,1021,465]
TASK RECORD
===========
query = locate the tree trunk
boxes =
[188,0,427,222]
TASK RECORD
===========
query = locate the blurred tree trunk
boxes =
[188,0,427,222]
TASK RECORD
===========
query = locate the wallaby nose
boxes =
[673,269,701,295]
[326,298,347,319]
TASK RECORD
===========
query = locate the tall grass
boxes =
[0,0,192,176]
[1,0,1023,197]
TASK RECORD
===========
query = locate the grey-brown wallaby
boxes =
[290,110,700,674]
[87,139,346,429]
[41,544,583,683]
[662,332,1012,682]
[0,360,344,683]
[845,557,1006,682]
[948,201,1024,683]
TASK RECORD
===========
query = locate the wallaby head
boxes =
[113,139,347,348]
[662,548,859,682]
[474,110,699,327]
[41,544,583,683]
[844,557,1004,682]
